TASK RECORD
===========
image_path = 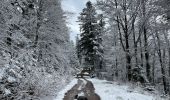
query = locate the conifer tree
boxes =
[78,1,103,70]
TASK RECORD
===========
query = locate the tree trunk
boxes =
[152,50,155,84]
[162,29,170,94]
[156,29,167,94]
[114,35,119,79]
[34,0,43,47]
[132,18,138,68]
[141,0,151,82]
[114,0,132,81]
[140,37,144,68]
[163,30,170,77]
[144,28,151,81]
[124,10,131,81]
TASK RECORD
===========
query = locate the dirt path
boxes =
[63,78,100,100]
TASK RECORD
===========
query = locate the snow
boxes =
[88,78,166,100]
[156,15,168,24]
[0,68,5,80]
[78,78,87,90]
[83,72,89,75]
[54,79,77,100]
[78,92,85,96]
[17,7,23,13]
[7,76,16,83]
[4,88,11,95]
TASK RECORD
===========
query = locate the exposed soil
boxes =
[63,78,100,100]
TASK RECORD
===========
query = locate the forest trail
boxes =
[55,78,168,100]
[63,78,100,100]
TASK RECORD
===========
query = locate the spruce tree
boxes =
[76,35,82,63]
[78,1,103,70]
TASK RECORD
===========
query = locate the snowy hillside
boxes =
[0,0,78,99]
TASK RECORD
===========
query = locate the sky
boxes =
[61,0,96,43]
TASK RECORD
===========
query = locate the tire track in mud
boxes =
[63,78,100,100]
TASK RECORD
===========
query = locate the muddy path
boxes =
[63,78,100,100]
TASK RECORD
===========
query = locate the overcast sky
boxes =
[61,0,96,43]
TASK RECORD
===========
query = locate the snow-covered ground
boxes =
[88,78,168,100]
[54,79,77,100]
[54,78,169,100]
